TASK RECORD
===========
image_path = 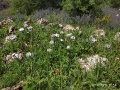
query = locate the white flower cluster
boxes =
[48,33,60,52]
[66,45,70,49]
[19,23,33,32]
[26,52,32,57]
[51,33,60,38]
[66,33,75,41]
[19,28,24,32]
[49,40,54,45]
[48,30,76,52]
[90,35,97,43]
[105,44,111,49]
[47,48,52,52]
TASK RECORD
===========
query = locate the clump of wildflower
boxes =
[91,38,97,43]
[60,39,64,42]
[51,33,60,38]
[47,48,52,52]
[49,40,54,45]
[66,33,72,37]
[27,26,33,31]
[79,31,82,35]
[60,31,64,34]
[19,28,24,32]
[70,36,75,41]
[90,36,97,43]
[58,24,63,28]
[105,44,111,49]
[24,23,28,27]
[66,45,70,49]
[26,52,32,57]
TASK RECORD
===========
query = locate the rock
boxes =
[2,20,6,25]
[2,87,11,90]
[6,17,14,23]
[0,17,13,28]
[2,81,23,90]
[12,52,23,60]
[11,81,23,90]
[94,29,105,37]
[78,54,108,71]
[24,42,30,48]
[8,25,16,34]
[4,34,17,43]
[114,32,120,41]
[24,18,31,25]
[5,55,13,62]
[37,18,49,25]
[63,24,75,31]
[5,52,23,62]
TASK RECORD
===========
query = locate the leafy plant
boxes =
[61,0,110,16]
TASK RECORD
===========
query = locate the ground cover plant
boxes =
[0,13,120,90]
[0,0,120,89]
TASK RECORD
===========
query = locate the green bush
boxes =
[10,0,119,16]
[10,0,61,15]
[10,0,40,15]
[61,0,110,16]
[110,0,120,8]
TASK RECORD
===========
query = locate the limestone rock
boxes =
[63,24,75,31]
[78,54,108,71]
[37,18,49,25]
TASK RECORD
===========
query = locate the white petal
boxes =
[26,52,32,57]
[19,28,24,32]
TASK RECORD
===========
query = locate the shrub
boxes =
[10,0,40,15]
[10,0,62,15]
[61,0,110,16]
[110,0,120,8]
[33,8,71,23]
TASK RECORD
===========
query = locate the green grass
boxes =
[0,16,120,90]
